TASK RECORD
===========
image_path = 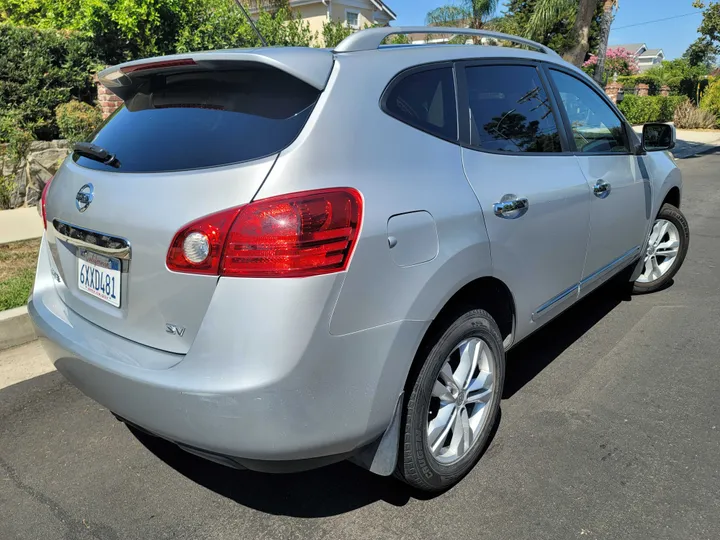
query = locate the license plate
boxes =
[77,249,121,307]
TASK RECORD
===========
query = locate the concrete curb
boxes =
[0,306,37,352]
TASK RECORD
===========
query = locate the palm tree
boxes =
[426,1,499,30]
[525,0,599,67]
[594,1,619,83]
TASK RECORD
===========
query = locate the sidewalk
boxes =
[0,207,43,244]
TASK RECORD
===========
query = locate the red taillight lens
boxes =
[166,188,363,278]
[41,175,54,230]
[167,206,242,274]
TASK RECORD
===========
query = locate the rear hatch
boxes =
[43,50,332,355]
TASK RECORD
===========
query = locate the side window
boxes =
[384,67,458,141]
[464,65,562,153]
[550,69,630,154]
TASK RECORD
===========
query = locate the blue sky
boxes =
[391,0,705,60]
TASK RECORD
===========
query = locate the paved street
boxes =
[1,151,719,540]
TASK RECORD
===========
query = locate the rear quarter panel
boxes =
[254,52,493,337]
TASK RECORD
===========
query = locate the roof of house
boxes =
[610,43,646,54]
[639,48,663,58]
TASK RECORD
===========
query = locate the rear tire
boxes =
[633,204,689,295]
[395,308,505,492]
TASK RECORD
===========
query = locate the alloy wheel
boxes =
[637,218,681,284]
[426,337,495,464]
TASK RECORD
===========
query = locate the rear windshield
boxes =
[74,67,320,173]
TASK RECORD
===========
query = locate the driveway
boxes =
[1,151,719,540]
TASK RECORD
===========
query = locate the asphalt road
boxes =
[2,152,719,540]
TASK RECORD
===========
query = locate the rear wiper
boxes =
[73,142,121,168]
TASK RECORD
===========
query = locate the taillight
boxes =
[166,188,363,278]
[41,175,54,230]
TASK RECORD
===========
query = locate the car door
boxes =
[458,61,592,341]
[546,68,649,294]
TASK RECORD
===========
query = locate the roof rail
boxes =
[334,27,561,58]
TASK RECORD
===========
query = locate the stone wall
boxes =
[1,140,70,210]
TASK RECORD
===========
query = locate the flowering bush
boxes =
[584,47,639,77]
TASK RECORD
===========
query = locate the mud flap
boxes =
[350,392,404,476]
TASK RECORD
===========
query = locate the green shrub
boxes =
[56,101,102,144]
[673,100,717,129]
[322,21,354,48]
[618,95,686,124]
[0,24,99,141]
[699,79,720,120]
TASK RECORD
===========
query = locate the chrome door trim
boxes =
[52,219,132,260]
[580,245,641,289]
[532,283,579,322]
[532,245,641,322]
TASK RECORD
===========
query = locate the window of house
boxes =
[464,65,562,153]
[346,11,359,28]
[550,69,630,154]
[383,66,458,141]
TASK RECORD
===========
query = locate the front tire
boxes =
[395,308,505,492]
[633,203,689,294]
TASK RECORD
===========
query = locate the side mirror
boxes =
[642,123,676,152]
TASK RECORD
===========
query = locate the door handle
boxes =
[493,195,529,219]
[593,179,611,199]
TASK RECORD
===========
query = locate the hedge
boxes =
[618,95,687,125]
[0,24,99,142]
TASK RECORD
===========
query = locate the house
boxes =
[249,0,396,39]
[610,43,665,72]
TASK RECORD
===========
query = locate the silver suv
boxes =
[30,27,689,492]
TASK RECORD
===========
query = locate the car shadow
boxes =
[130,277,645,517]
[503,278,639,398]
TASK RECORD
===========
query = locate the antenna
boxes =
[232,0,269,47]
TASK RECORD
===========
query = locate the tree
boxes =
[497,0,602,62]
[525,0,600,66]
[426,1,498,29]
[0,0,315,63]
[684,0,720,67]
[593,0,618,83]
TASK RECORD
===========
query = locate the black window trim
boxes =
[380,61,461,146]
[542,64,640,157]
[454,58,573,156]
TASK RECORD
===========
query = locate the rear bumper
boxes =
[29,239,427,466]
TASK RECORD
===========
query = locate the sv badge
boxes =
[165,323,186,337]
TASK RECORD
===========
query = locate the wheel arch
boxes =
[403,276,515,395]
[662,186,681,209]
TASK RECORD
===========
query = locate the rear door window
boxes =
[383,66,458,141]
[464,64,562,153]
[74,67,320,173]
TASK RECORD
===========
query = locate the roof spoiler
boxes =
[98,48,334,100]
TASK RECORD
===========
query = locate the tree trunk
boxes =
[594,0,615,83]
[563,0,599,67]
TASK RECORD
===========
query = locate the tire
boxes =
[395,308,505,492]
[633,203,689,295]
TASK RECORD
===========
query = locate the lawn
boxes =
[0,239,40,311]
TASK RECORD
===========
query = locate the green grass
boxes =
[0,268,35,311]
[0,239,40,311]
